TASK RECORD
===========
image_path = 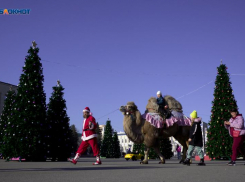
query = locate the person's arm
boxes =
[89,117,97,129]
[157,97,164,105]
[224,119,231,129]
[189,123,197,139]
[230,116,244,129]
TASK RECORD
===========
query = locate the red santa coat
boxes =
[82,115,97,141]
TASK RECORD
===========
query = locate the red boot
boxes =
[93,156,102,165]
[68,158,77,165]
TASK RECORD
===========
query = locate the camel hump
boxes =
[164,95,183,112]
[146,97,159,113]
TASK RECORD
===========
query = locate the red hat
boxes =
[83,107,90,113]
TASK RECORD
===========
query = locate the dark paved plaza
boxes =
[0,157,245,182]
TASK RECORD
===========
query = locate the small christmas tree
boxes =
[100,119,114,158]
[160,138,173,159]
[70,124,79,155]
[112,132,121,158]
[206,62,238,159]
[95,122,102,149]
[133,143,144,154]
[132,138,173,159]
[13,41,47,161]
[46,80,72,161]
[0,88,17,159]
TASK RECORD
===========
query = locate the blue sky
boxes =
[1,0,245,132]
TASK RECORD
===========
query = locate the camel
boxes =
[120,96,191,164]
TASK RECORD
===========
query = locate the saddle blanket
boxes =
[142,112,191,128]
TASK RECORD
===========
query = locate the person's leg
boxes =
[231,136,242,162]
[186,145,195,159]
[76,140,90,157]
[196,146,205,166]
[196,146,204,159]
[88,138,100,156]
[88,138,101,165]
[184,145,195,166]
[178,152,181,159]
[238,135,245,157]
[69,140,89,164]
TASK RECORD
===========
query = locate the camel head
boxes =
[120,102,144,143]
[120,102,138,116]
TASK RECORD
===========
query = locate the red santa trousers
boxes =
[76,137,99,156]
[231,135,245,161]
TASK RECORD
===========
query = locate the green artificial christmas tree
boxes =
[95,122,102,149]
[132,143,157,159]
[112,132,121,158]
[132,138,173,159]
[70,124,79,155]
[133,143,144,154]
[13,41,47,161]
[46,80,72,161]
[160,138,173,159]
[0,88,17,159]
[100,119,114,158]
[206,63,238,159]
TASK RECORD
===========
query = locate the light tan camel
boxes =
[120,97,190,164]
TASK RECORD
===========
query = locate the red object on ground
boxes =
[11,157,25,161]
[195,155,213,161]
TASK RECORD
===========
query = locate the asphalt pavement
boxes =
[0,157,245,182]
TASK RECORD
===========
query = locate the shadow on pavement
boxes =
[0,165,182,172]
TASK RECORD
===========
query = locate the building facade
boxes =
[99,125,106,139]
[0,81,18,115]
[117,131,134,154]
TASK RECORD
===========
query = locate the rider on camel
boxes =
[156,91,170,119]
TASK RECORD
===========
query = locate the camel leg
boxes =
[153,147,165,164]
[140,147,149,164]
[181,140,189,163]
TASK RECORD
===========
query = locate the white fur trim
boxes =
[82,118,97,141]
[82,134,97,141]
[83,109,90,113]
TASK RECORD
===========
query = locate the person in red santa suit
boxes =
[68,107,101,165]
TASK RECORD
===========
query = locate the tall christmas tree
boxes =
[13,41,47,161]
[0,88,17,159]
[206,62,238,159]
[100,119,114,158]
[46,80,72,161]
[112,132,121,158]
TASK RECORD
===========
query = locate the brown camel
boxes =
[120,97,190,164]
